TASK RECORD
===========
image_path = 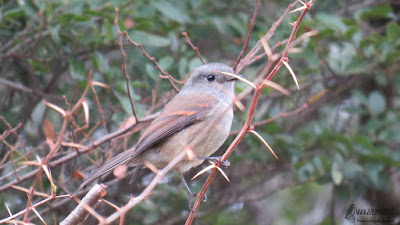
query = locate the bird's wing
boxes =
[134,93,218,155]
[80,94,217,189]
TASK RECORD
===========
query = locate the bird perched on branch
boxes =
[80,62,239,207]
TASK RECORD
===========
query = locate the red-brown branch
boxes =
[115,8,138,121]
[182,32,205,64]
[185,1,315,224]
[233,0,260,72]
[235,0,299,74]
[122,30,181,92]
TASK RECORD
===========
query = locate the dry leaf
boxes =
[43,119,55,139]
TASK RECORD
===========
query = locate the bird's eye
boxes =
[206,75,215,82]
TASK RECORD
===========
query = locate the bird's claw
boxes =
[195,156,230,169]
[188,192,207,211]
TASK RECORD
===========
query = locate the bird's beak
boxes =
[227,74,243,82]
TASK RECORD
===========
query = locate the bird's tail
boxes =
[79,148,136,189]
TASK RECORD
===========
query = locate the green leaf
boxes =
[102,19,114,41]
[31,101,46,128]
[151,1,189,23]
[168,32,179,52]
[360,4,394,21]
[368,91,386,116]
[113,85,142,116]
[297,163,315,182]
[69,56,86,80]
[83,9,114,20]
[316,13,347,32]
[386,22,400,44]
[360,148,400,169]
[312,156,325,175]
[116,17,126,31]
[134,18,154,30]
[352,135,375,151]
[136,5,156,18]
[352,90,368,105]
[364,162,388,189]
[127,30,170,47]
[132,81,149,89]
[212,17,226,34]
[57,13,90,26]
[347,58,368,74]
[93,52,110,73]
[229,17,247,37]
[341,162,363,179]
[107,0,131,7]
[114,91,133,115]
[178,57,188,78]
[2,8,25,21]
[35,0,47,11]
[189,57,203,70]
[159,56,174,71]
[145,63,159,81]
[327,43,356,74]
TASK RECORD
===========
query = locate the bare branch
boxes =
[233,0,260,72]
[182,32,206,64]
[115,8,138,122]
[60,184,107,225]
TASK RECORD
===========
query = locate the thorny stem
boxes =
[185,1,315,224]
[235,0,299,74]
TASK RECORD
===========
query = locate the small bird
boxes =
[80,62,238,206]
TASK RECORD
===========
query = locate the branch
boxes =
[233,0,260,72]
[102,151,187,224]
[60,184,107,225]
[115,8,138,122]
[0,113,159,193]
[0,77,63,101]
[235,0,299,74]
[185,1,315,223]
[118,14,182,93]
[182,32,205,64]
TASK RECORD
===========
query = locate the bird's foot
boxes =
[195,156,230,168]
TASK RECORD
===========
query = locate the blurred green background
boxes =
[1,0,399,224]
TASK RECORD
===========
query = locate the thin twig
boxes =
[0,113,159,193]
[102,151,187,224]
[121,25,181,92]
[253,89,328,127]
[89,70,109,133]
[0,123,23,142]
[182,32,205,64]
[115,8,138,121]
[233,0,260,72]
[0,77,63,101]
[0,194,70,224]
[235,0,299,73]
